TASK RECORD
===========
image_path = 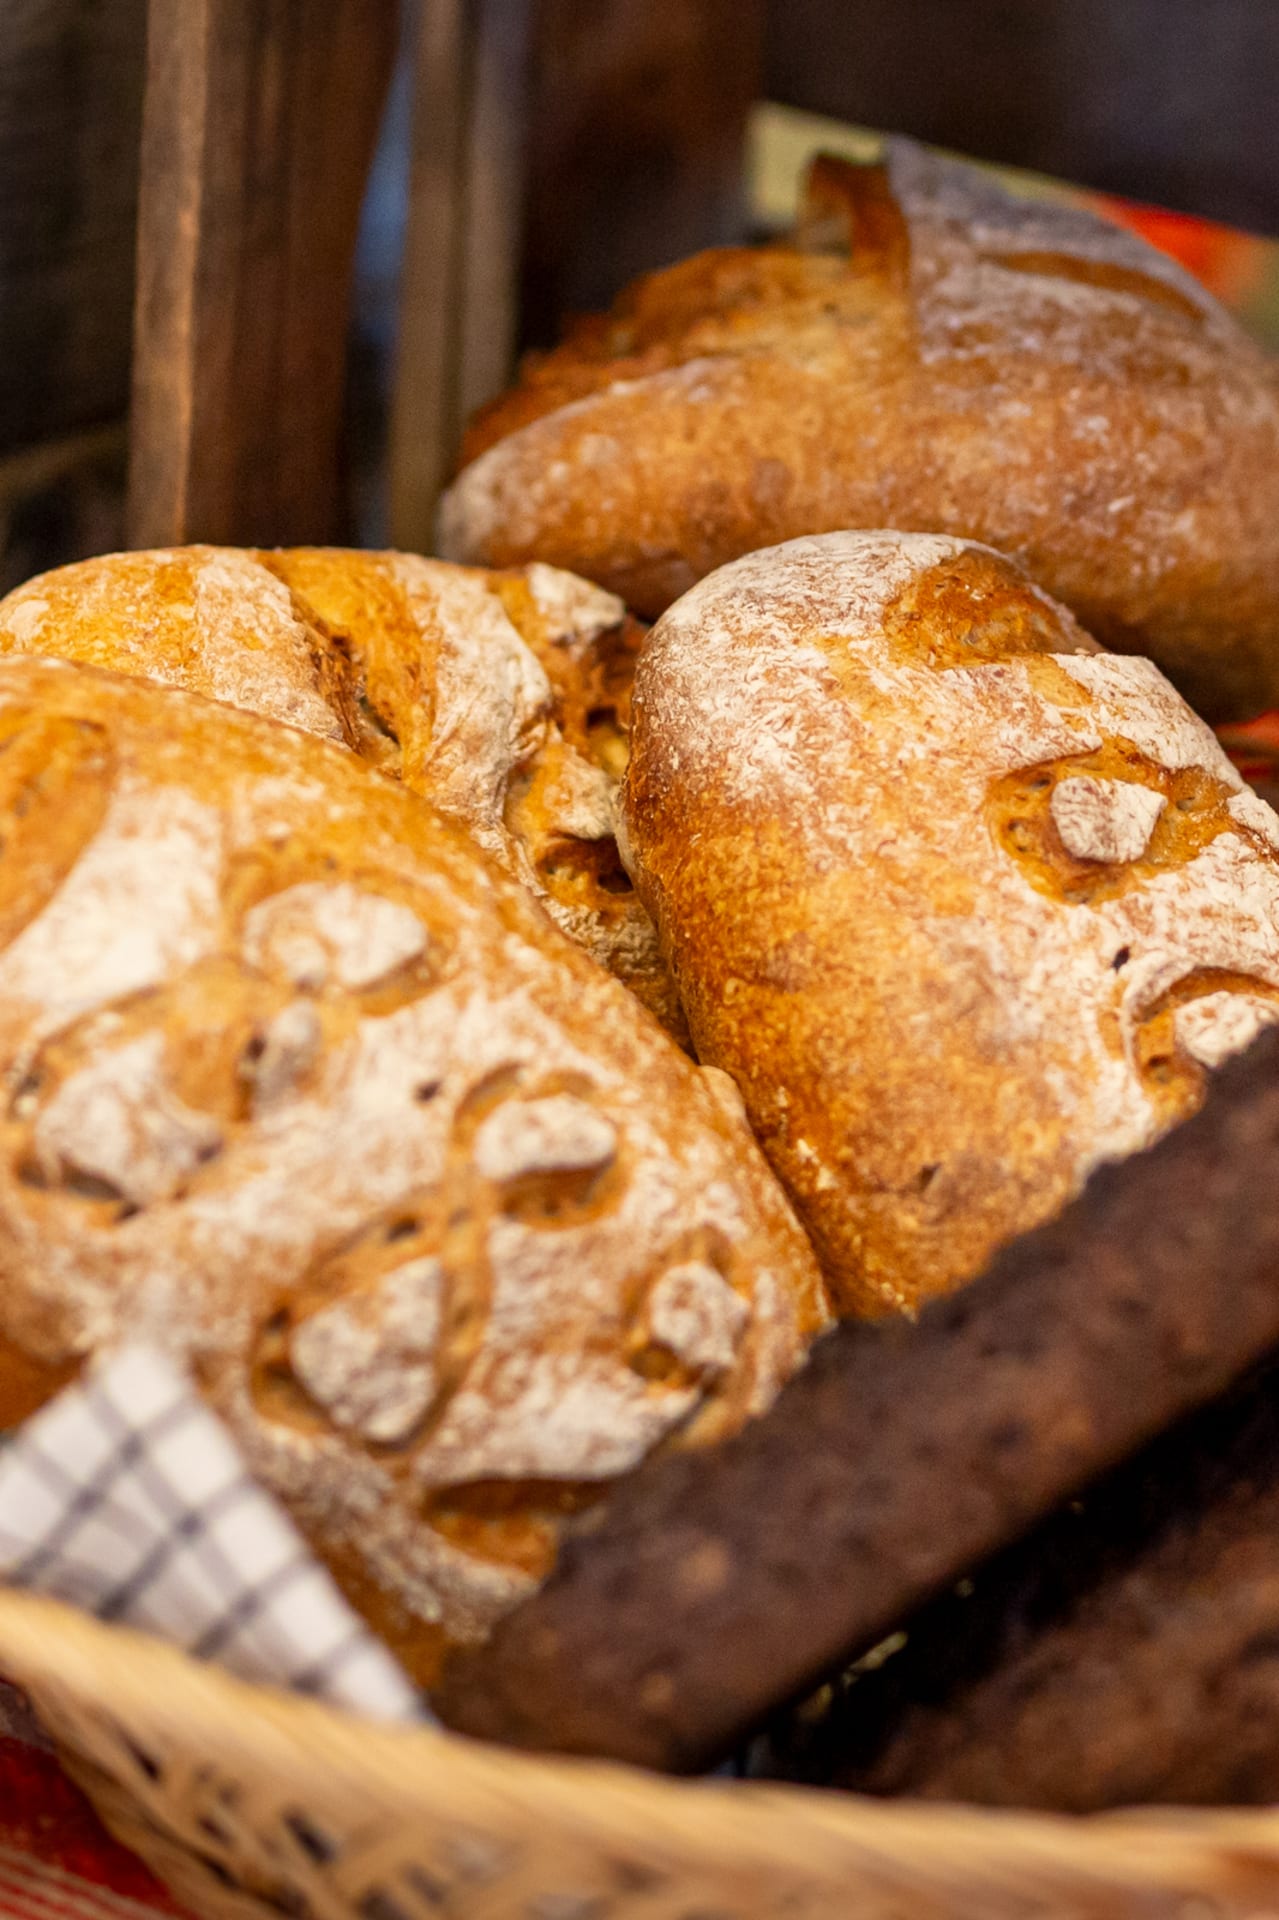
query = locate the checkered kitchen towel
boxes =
[0,1345,425,1723]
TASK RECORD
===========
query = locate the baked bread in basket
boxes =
[0,652,824,1682]
[1,140,1279,1920]
[441,138,1279,721]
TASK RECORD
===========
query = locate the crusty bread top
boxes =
[0,548,685,1041]
[620,530,1279,1313]
[0,656,824,1674]
[458,142,1231,467]
[441,140,1279,719]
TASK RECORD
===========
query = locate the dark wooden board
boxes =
[437,1030,1279,1771]
[128,0,396,550]
[765,0,1279,236]
[519,0,765,347]
[0,1,146,457]
[388,0,534,552]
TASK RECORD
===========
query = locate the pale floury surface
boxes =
[441,139,1279,720]
[621,530,1279,1315]
[0,546,685,1041]
[0,657,825,1678]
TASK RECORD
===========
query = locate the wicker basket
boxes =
[1,1590,1277,1918]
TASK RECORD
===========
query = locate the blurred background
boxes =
[3,0,1276,595]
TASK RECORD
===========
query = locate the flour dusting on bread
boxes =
[0,658,826,1675]
[623,530,1279,1313]
[442,139,1279,719]
[0,547,685,1043]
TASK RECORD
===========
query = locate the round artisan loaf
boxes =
[0,546,684,1041]
[440,138,1279,721]
[0,655,826,1680]
[620,530,1279,1316]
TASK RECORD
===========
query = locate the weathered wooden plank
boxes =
[128,0,396,550]
[765,0,1279,235]
[388,0,533,553]
[519,0,764,345]
[388,0,763,553]
[0,1,146,456]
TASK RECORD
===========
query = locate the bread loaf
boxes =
[0,655,826,1680]
[436,1027,1279,1770]
[0,547,685,1042]
[619,530,1279,1314]
[441,140,1279,721]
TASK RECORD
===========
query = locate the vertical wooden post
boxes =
[387,0,763,555]
[128,0,396,550]
[388,0,532,554]
[518,0,765,344]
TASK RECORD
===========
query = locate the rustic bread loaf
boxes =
[440,140,1279,721]
[0,655,826,1681]
[0,546,685,1041]
[436,1027,1279,1770]
[619,530,1279,1315]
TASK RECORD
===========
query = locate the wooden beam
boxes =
[764,0,1279,235]
[0,0,146,459]
[388,0,763,555]
[388,0,533,554]
[519,0,764,346]
[128,0,396,551]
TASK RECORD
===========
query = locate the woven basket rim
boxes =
[2,1582,1278,1914]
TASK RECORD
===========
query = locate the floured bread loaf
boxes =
[441,139,1279,720]
[0,546,685,1041]
[620,530,1279,1315]
[0,656,826,1680]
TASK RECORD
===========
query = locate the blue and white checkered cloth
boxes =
[0,1345,424,1723]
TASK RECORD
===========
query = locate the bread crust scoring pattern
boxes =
[621,531,1279,1315]
[0,546,685,1042]
[0,657,825,1678]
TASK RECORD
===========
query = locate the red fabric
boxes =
[0,1744,177,1906]
[1090,192,1269,309]
[0,1685,185,1918]
[1216,712,1279,786]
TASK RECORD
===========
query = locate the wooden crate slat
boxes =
[389,0,534,554]
[128,0,396,551]
[388,0,763,555]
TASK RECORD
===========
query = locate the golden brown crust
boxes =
[620,531,1279,1315]
[0,655,826,1680]
[0,546,686,1044]
[442,140,1279,721]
